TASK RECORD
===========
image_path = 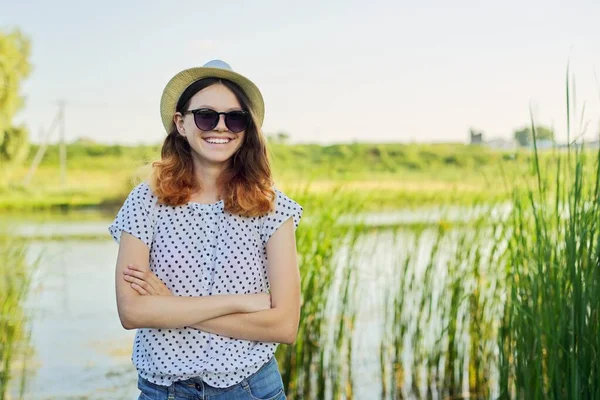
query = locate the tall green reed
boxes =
[276,67,599,399]
[378,70,599,399]
[0,223,38,400]
[498,71,600,399]
[379,206,508,399]
[275,183,368,400]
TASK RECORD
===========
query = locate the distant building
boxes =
[470,130,483,144]
[527,139,554,150]
[468,130,518,150]
[485,137,519,150]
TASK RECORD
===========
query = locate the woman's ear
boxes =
[173,112,186,136]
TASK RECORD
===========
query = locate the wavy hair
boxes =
[148,78,276,217]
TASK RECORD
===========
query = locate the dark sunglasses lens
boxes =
[194,110,218,130]
[225,111,249,133]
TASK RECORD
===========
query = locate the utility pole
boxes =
[23,125,49,186]
[58,100,67,187]
[23,101,66,187]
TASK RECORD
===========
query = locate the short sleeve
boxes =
[260,189,303,246]
[108,182,156,248]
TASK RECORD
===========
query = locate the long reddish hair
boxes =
[148,78,276,217]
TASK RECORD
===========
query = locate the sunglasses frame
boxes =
[183,108,250,133]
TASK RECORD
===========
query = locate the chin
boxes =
[200,153,234,164]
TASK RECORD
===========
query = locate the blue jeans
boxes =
[137,355,287,400]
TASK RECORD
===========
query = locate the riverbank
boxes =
[2,141,591,213]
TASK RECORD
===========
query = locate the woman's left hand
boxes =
[123,264,173,296]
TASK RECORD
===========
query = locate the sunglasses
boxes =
[183,108,250,133]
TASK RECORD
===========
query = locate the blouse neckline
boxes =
[187,199,225,212]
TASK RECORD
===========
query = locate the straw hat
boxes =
[159,59,265,133]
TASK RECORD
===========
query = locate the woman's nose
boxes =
[215,114,228,131]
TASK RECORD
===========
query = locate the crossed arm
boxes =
[116,217,301,345]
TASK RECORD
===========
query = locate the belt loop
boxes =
[241,378,249,390]
[167,383,175,400]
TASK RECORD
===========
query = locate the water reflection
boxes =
[21,240,138,399]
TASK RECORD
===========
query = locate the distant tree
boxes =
[276,131,290,144]
[265,131,291,144]
[513,128,529,147]
[0,125,29,163]
[513,125,554,147]
[0,28,32,167]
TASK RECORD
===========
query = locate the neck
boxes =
[190,154,229,200]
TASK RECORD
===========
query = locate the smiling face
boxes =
[174,83,246,167]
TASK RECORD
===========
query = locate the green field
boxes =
[0,141,577,212]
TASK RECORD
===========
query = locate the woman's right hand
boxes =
[242,293,272,313]
[123,263,173,296]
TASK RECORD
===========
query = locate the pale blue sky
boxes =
[2,0,600,145]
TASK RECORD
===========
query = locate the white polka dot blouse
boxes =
[108,181,303,387]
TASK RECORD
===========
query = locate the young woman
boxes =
[108,59,302,400]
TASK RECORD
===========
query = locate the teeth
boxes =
[205,138,230,144]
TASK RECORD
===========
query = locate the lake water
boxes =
[5,204,503,399]
[20,240,139,399]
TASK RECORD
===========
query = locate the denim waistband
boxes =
[139,355,278,396]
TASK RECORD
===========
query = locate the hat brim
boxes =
[160,67,265,133]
